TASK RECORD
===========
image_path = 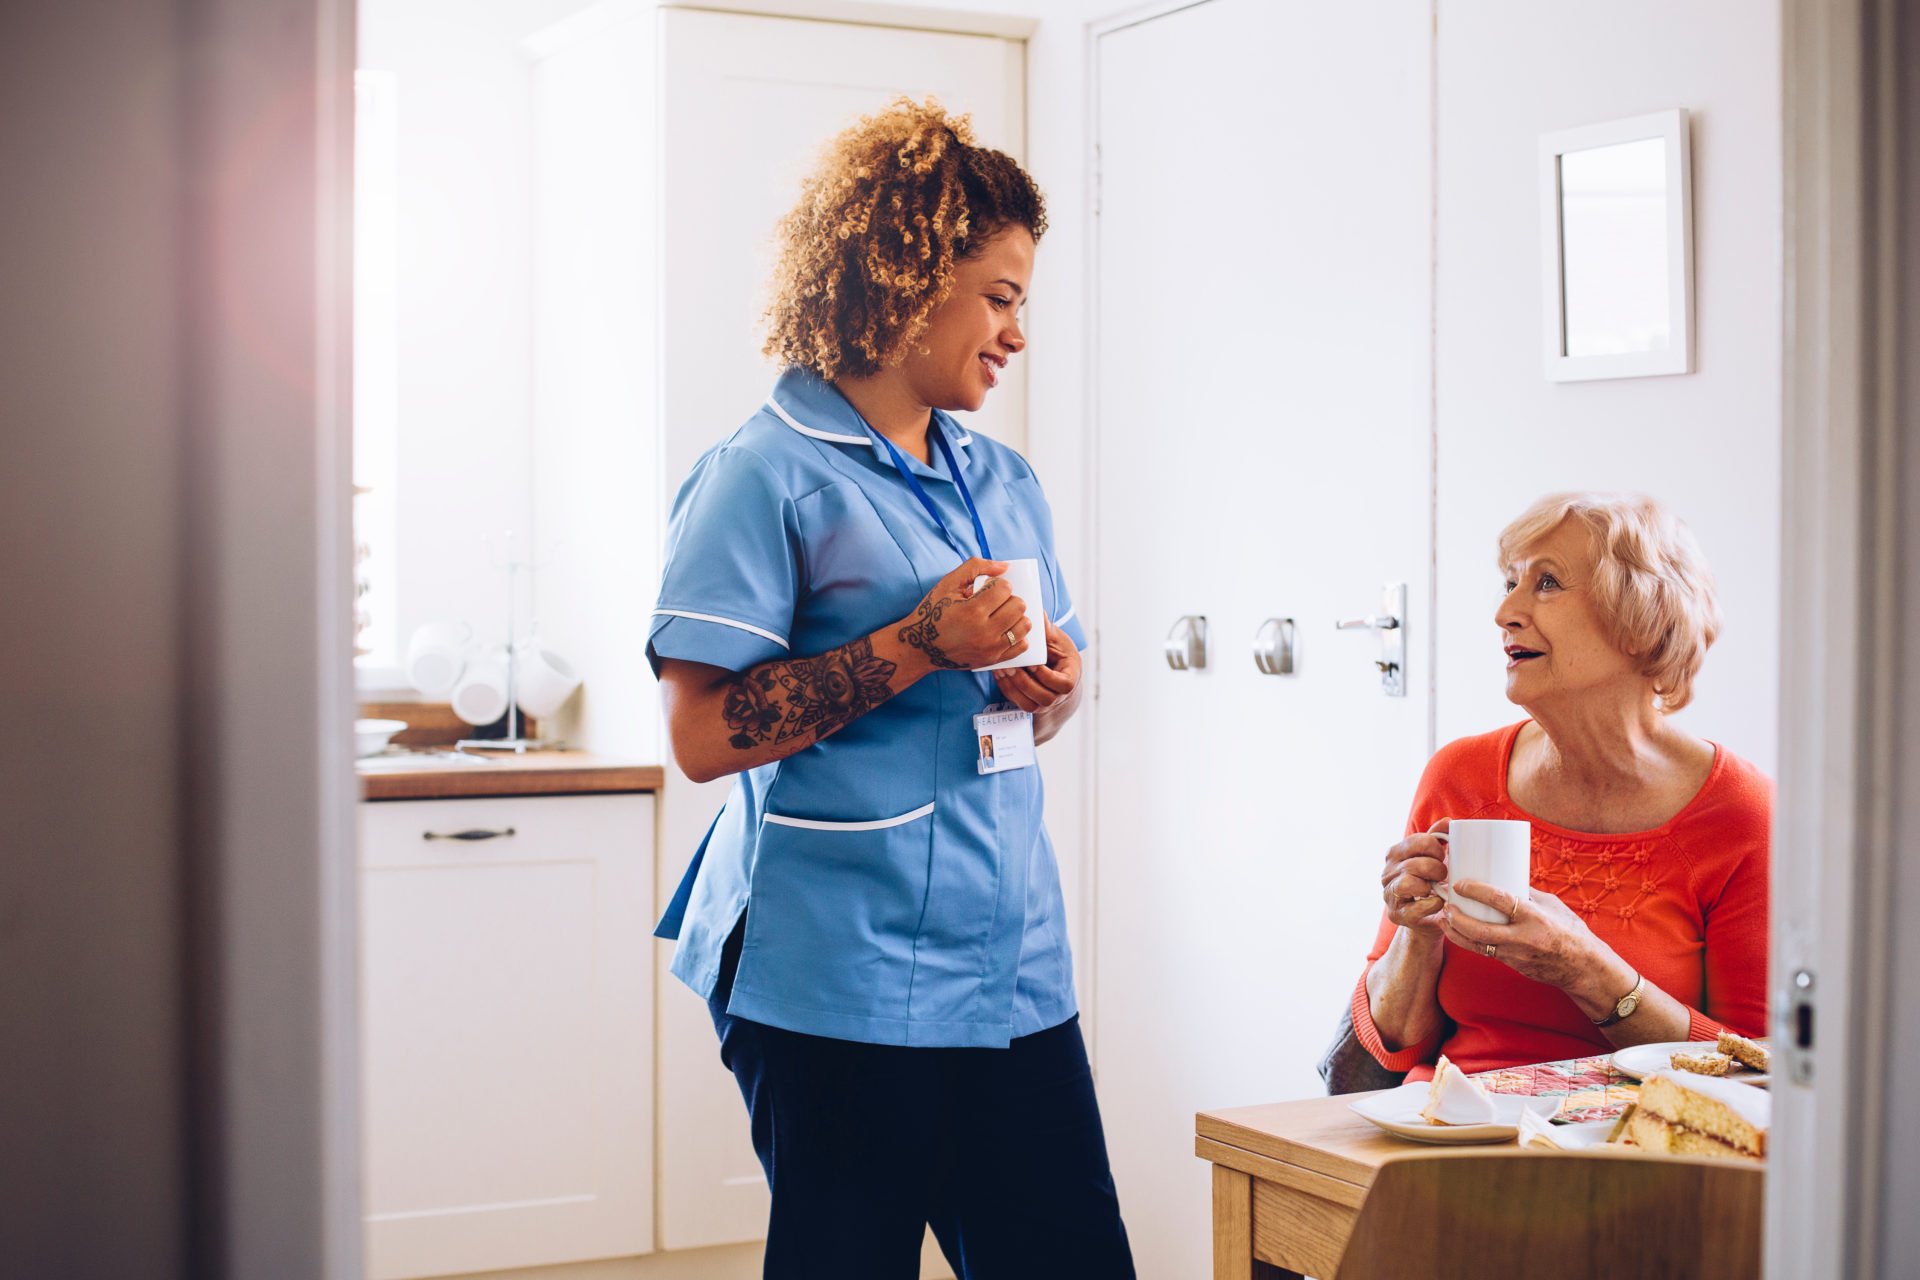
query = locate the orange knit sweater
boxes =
[1351,722,1772,1081]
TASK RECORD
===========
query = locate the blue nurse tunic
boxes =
[648,367,1088,1049]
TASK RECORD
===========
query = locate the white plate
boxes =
[1348,1081,1564,1144]
[1610,1040,1770,1086]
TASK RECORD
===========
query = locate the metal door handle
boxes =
[422,827,517,842]
[1253,618,1295,675]
[1164,616,1207,670]
[1337,584,1408,697]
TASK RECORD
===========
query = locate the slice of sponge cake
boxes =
[1716,1031,1771,1073]
[1626,1109,1756,1161]
[1635,1070,1768,1161]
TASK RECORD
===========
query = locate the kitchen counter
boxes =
[357,748,666,801]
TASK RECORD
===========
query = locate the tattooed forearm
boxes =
[722,637,900,751]
[896,595,968,670]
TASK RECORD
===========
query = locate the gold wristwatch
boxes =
[1593,971,1647,1027]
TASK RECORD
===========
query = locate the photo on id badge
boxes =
[975,705,1035,775]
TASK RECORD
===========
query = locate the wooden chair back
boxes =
[1335,1149,1763,1280]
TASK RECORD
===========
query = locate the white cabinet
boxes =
[359,792,655,1279]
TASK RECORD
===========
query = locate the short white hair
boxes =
[1498,493,1721,712]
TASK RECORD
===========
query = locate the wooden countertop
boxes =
[358,749,666,801]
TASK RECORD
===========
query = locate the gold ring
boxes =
[1004,629,1018,647]
[1484,943,1497,959]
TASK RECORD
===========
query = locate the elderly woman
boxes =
[1353,493,1771,1079]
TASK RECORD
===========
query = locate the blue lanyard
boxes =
[873,423,993,561]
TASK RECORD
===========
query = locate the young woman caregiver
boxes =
[648,99,1135,1279]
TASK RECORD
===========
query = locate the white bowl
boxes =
[354,717,409,758]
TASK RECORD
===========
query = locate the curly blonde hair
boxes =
[762,97,1047,382]
[1498,493,1723,712]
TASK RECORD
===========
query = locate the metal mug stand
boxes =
[457,536,550,755]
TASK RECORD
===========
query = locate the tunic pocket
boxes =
[763,802,935,833]
[737,803,938,1024]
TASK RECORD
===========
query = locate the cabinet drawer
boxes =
[359,792,647,868]
[359,793,655,1278]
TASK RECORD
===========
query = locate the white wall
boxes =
[358,0,592,684]
[528,2,662,764]
[1433,0,1783,772]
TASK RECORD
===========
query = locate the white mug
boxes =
[406,620,473,697]
[1436,819,1533,924]
[515,646,582,719]
[450,645,510,726]
[969,557,1047,671]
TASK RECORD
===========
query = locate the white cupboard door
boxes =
[1092,2,1435,1276]
[655,8,1023,1252]
[360,794,654,1279]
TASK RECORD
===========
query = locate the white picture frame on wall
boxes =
[1540,108,1694,382]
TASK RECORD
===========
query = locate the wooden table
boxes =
[1197,1091,1764,1280]
[1197,1092,1421,1279]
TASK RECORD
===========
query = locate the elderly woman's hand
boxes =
[1379,820,1452,932]
[1438,881,1636,1018]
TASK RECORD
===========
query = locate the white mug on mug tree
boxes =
[1436,819,1533,924]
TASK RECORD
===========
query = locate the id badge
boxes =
[974,704,1036,775]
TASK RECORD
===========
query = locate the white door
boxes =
[656,9,1025,1252]
[1092,2,1434,1275]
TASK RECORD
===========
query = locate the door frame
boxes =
[1770,0,1912,1273]
[182,0,362,1273]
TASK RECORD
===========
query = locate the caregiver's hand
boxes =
[895,558,1032,673]
[990,617,1079,712]
[1380,819,1451,932]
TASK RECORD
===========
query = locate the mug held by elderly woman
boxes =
[1436,820,1531,925]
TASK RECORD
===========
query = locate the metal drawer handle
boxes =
[422,827,517,842]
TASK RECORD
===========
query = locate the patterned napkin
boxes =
[1470,1054,1639,1125]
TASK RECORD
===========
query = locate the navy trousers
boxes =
[708,923,1136,1280]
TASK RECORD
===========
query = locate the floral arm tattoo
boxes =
[896,593,968,670]
[721,637,900,752]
